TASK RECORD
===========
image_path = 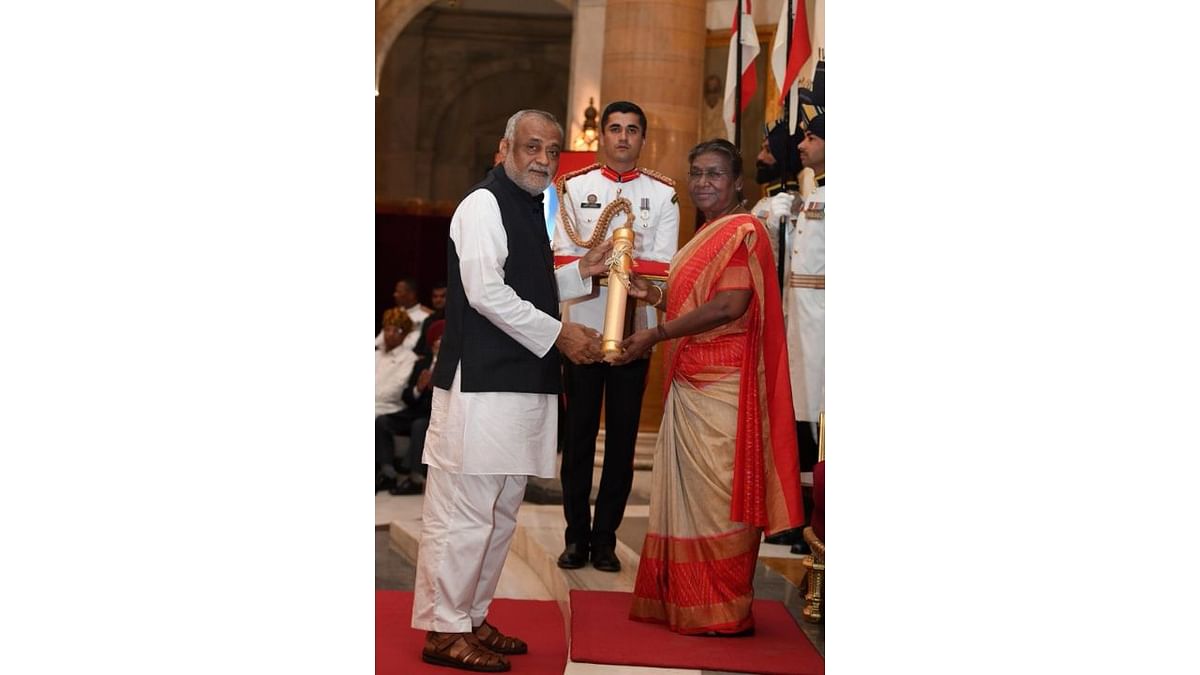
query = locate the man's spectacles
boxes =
[687,169,731,182]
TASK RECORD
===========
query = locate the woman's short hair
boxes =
[687,138,743,178]
[382,307,414,333]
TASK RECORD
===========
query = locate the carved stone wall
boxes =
[377,8,572,202]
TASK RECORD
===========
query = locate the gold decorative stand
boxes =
[801,527,824,623]
[802,411,825,623]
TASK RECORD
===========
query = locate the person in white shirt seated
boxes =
[375,307,420,493]
[388,319,445,496]
[377,277,431,353]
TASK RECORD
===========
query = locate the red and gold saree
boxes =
[629,213,805,635]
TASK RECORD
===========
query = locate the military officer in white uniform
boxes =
[750,119,803,271]
[552,100,680,573]
[784,113,825,473]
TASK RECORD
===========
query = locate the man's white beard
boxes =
[505,158,551,196]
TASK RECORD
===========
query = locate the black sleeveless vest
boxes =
[433,165,562,394]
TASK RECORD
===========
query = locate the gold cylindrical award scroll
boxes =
[601,226,635,358]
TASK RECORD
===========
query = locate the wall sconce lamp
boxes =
[572,97,599,152]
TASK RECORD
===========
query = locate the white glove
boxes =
[752,199,772,221]
[768,192,796,221]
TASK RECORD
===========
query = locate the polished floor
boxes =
[376,448,824,674]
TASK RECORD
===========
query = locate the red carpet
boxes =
[569,590,824,675]
[376,591,566,674]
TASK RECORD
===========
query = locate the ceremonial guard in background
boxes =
[750,119,802,271]
[552,100,680,572]
[785,108,824,474]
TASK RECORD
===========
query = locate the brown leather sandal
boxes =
[422,631,510,672]
[473,620,528,655]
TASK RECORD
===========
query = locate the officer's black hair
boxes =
[600,101,648,138]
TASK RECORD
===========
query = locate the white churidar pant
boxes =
[410,466,527,632]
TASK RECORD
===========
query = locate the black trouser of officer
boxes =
[797,420,819,473]
[560,356,650,551]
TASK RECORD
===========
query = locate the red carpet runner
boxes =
[376,591,566,674]
[569,590,824,675]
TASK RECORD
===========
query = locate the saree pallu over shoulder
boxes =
[663,213,805,536]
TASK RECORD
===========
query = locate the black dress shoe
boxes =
[764,528,803,546]
[556,542,589,569]
[375,475,395,494]
[389,478,424,495]
[590,545,621,572]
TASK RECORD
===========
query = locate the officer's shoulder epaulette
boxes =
[556,163,601,190]
[640,167,676,188]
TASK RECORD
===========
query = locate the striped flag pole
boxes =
[778,0,791,293]
[734,3,743,150]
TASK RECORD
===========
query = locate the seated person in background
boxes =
[389,319,444,495]
[377,277,430,353]
[413,283,447,356]
[375,307,419,493]
[430,284,447,318]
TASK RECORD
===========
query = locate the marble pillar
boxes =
[566,0,608,148]
[600,0,707,435]
[600,0,707,220]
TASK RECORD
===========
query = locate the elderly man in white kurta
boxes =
[785,114,825,472]
[411,109,613,672]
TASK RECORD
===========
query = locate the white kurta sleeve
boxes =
[453,189,564,358]
[556,260,592,302]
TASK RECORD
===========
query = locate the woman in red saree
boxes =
[612,139,805,635]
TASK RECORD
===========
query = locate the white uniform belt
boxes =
[789,274,825,289]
